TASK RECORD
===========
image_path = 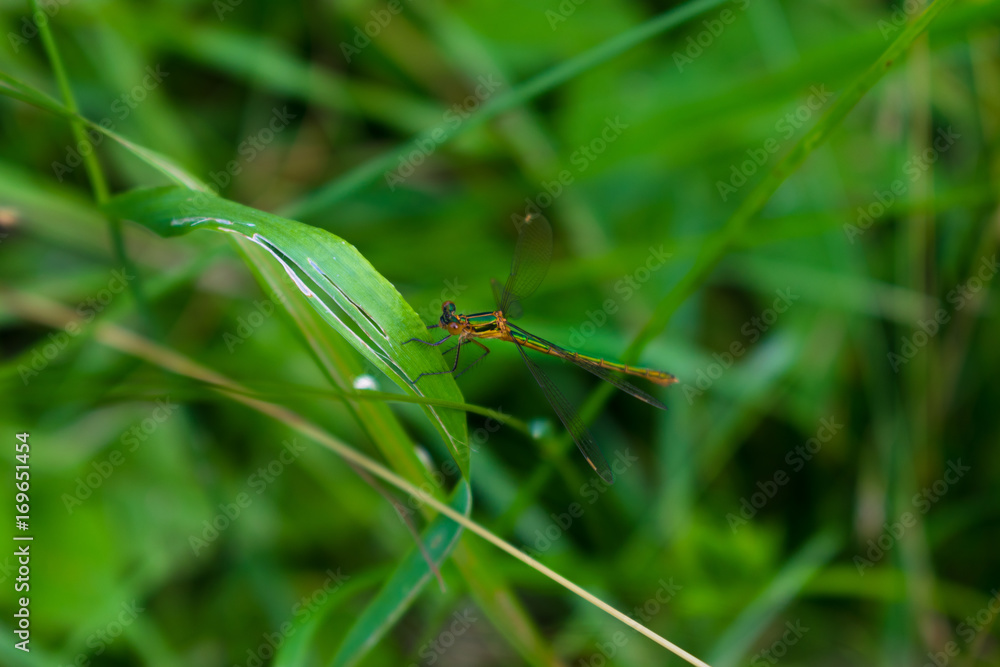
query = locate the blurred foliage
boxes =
[1,0,999,666]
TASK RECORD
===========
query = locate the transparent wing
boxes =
[512,340,614,484]
[496,214,552,316]
[509,325,668,411]
[567,357,667,411]
[491,277,523,319]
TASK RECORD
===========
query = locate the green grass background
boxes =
[1,0,999,665]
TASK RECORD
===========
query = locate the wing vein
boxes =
[513,340,614,484]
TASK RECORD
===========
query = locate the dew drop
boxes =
[529,418,553,440]
[353,374,379,391]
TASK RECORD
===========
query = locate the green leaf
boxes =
[329,480,473,667]
[103,186,471,478]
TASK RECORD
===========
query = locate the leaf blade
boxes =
[329,481,472,667]
[104,186,471,477]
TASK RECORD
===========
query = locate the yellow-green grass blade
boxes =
[236,237,439,498]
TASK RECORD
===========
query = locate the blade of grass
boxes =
[241,238,455,587]
[329,480,472,667]
[237,237,446,496]
[29,0,109,204]
[0,70,207,190]
[24,2,164,333]
[164,23,443,133]
[271,570,391,667]
[103,185,471,477]
[624,0,959,361]
[196,381,530,435]
[0,287,714,667]
[83,176,564,666]
[566,0,961,459]
[504,0,958,541]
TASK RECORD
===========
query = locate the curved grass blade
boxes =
[2,288,711,667]
[329,480,472,667]
[103,186,471,477]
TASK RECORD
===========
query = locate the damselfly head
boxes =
[440,301,459,324]
[438,301,463,334]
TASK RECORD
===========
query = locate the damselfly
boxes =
[407,214,676,483]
